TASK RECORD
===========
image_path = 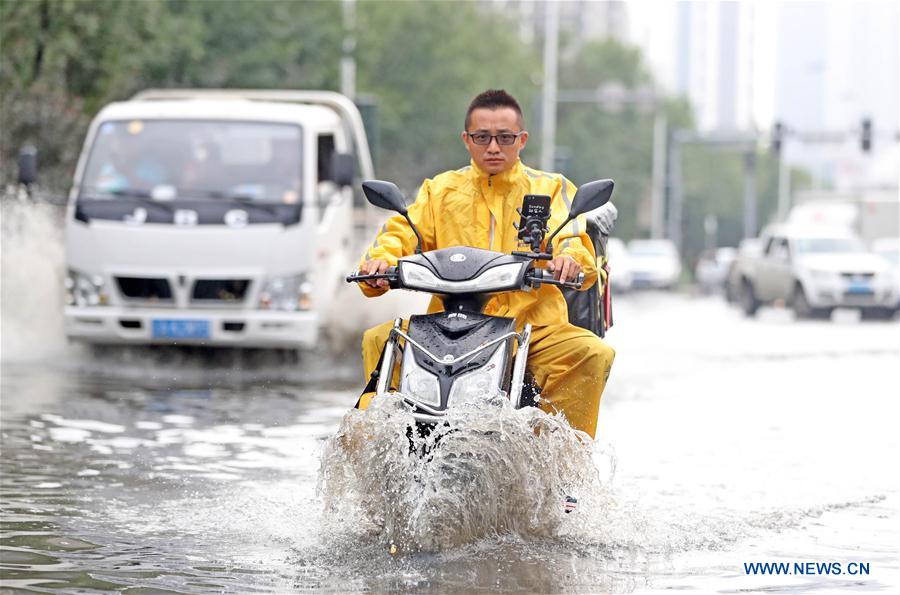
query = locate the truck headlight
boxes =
[258,274,312,311]
[65,270,108,306]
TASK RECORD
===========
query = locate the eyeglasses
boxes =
[466,131,524,146]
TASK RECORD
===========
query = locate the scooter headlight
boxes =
[474,263,524,290]
[65,270,108,306]
[448,345,507,406]
[258,274,312,311]
[400,261,523,293]
[399,352,441,408]
[399,261,442,291]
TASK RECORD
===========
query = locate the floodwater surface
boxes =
[2,292,898,593]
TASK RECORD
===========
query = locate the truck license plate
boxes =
[152,319,210,339]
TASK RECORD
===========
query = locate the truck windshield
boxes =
[79,120,303,204]
[794,237,865,254]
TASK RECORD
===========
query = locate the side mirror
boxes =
[18,145,37,186]
[330,152,355,187]
[545,178,615,250]
[361,179,424,254]
[361,180,408,214]
[569,179,614,218]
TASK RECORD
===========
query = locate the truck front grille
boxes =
[191,279,250,303]
[115,277,173,301]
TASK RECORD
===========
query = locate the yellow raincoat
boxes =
[358,159,614,438]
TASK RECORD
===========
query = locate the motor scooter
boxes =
[346,178,614,424]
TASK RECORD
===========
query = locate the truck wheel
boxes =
[277,348,301,364]
[740,280,759,316]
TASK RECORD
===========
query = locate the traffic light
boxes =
[860,117,872,152]
[771,121,784,154]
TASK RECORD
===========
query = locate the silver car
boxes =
[739,224,897,319]
[627,239,681,290]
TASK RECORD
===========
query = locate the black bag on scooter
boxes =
[563,219,610,338]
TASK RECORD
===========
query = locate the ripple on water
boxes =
[314,391,871,572]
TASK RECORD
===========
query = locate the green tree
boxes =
[553,39,693,241]
[1,0,181,189]
[150,0,342,90]
[0,0,342,190]
[354,0,536,191]
[1,0,812,269]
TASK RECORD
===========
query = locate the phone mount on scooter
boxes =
[513,194,553,260]
[512,179,616,262]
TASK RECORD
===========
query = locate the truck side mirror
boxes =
[18,145,37,186]
[330,153,355,187]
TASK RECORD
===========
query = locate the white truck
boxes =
[787,190,899,246]
[735,223,898,319]
[63,89,374,349]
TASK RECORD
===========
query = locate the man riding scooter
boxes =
[356,89,616,439]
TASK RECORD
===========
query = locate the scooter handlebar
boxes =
[346,266,399,285]
[527,269,584,289]
[347,265,583,290]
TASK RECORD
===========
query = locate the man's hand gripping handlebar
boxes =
[346,259,398,288]
[525,268,585,290]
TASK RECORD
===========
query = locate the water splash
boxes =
[0,194,67,362]
[318,394,616,552]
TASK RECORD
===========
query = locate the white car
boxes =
[725,238,763,303]
[695,246,737,294]
[871,237,900,315]
[604,237,633,292]
[738,224,897,318]
[627,239,681,290]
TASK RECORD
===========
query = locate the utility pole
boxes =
[665,130,757,252]
[340,0,357,100]
[704,214,718,253]
[776,145,790,221]
[743,149,757,238]
[650,112,667,238]
[666,135,684,252]
[540,0,559,171]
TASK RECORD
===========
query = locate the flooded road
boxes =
[1,293,898,593]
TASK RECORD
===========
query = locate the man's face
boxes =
[462,107,528,175]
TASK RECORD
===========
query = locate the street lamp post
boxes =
[341,0,356,100]
[540,0,559,171]
[743,149,757,239]
[650,112,668,239]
